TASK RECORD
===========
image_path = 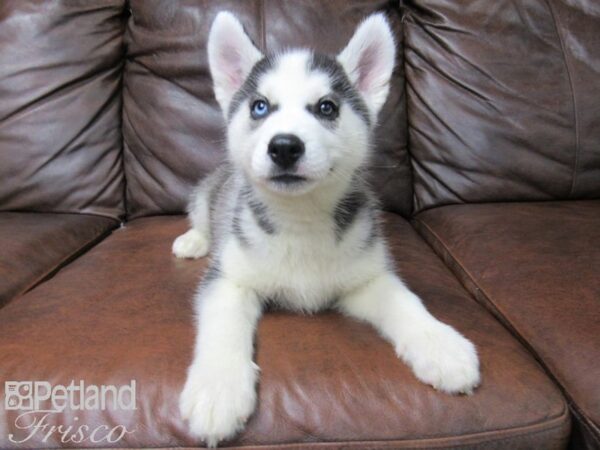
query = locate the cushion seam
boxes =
[412,217,518,328]
[16,219,118,300]
[412,215,599,440]
[569,400,600,446]
[3,208,120,221]
[68,407,568,449]
[544,0,580,197]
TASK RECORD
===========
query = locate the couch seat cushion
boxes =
[0,214,569,449]
[0,212,117,307]
[415,201,600,449]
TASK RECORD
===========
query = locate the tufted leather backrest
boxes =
[122,0,412,218]
[404,0,600,213]
[2,1,598,220]
[0,0,126,219]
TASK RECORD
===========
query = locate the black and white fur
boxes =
[174,12,480,447]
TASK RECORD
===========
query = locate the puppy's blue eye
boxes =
[318,100,337,118]
[251,99,270,119]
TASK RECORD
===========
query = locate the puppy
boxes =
[174,11,480,447]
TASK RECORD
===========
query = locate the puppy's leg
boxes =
[173,177,215,259]
[180,278,261,447]
[338,272,480,394]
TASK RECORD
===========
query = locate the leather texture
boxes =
[0,0,127,219]
[414,201,600,449]
[0,212,117,308]
[404,0,600,212]
[0,214,569,449]
[122,0,412,219]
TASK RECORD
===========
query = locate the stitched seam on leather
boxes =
[569,401,600,446]
[122,102,174,217]
[4,208,122,221]
[400,6,424,215]
[415,215,600,443]
[259,0,266,51]
[121,1,143,220]
[413,217,518,324]
[411,216,597,437]
[398,0,415,217]
[15,218,118,302]
[545,0,580,198]
[414,216,560,371]
[400,14,466,214]
[75,410,569,449]
[119,0,130,221]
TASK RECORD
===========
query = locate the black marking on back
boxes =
[228,57,274,121]
[309,53,371,127]
[334,188,368,241]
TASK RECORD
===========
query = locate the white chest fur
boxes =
[219,212,387,312]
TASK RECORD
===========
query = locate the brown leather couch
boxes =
[0,1,598,449]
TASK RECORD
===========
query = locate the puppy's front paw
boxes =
[401,323,480,395]
[179,361,259,447]
[173,229,210,259]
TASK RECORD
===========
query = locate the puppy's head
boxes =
[208,12,395,196]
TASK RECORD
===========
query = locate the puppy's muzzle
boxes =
[268,134,304,170]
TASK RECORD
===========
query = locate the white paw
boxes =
[400,323,480,395]
[179,361,259,447]
[172,229,210,259]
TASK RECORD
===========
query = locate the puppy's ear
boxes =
[337,13,396,119]
[208,12,263,114]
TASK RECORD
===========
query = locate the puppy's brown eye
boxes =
[318,100,337,117]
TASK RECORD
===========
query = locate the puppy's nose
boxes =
[268,134,305,169]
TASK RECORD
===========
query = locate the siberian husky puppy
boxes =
[174,11,480,447]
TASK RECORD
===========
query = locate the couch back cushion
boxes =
[0,0,126,219]
[405,0,600,212]
[123,0,411,219]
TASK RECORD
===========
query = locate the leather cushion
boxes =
[0,212,117,308]
[0,214,568,448]
[415,201,600,448]
[0,0,126,219]
[122,0,412,218]
[404,0,600,212]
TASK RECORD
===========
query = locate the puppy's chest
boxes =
[221,224,377,310]
[259,228,343,273]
